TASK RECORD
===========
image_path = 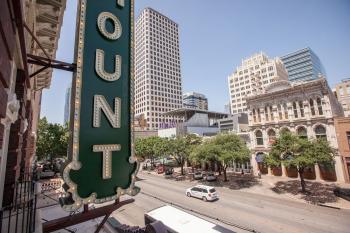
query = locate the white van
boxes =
[145,205,233,233]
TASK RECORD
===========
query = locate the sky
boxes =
[41,0,350,124]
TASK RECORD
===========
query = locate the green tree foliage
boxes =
[190,133,250,181]
[265,131,335,192]
[36,117,69,161]
[135,136,170,167]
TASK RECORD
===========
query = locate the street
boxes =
[113,172,350,233]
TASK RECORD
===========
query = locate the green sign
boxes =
[62,0,139,211]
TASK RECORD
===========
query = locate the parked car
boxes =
[164,168,174,178]
[205,172,217,181]
[193,171,203,180]
[185,185,218,201]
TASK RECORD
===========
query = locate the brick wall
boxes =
[334,117,350,182]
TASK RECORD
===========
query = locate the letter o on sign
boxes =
[97,12,122,40]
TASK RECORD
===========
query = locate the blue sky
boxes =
[41,0,350,124]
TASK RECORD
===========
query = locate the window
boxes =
[310,99,316,116]
[347,132,350,149]
[299,101,304,117]
[297,127,308,139]
[278,104,283,120]
[265,106,269,122]
[253,109,257,123]
[257,109,261,122]
[293,102,298,118]
[267,129,276,145]
[256,130,264,145]
[315,125,326,139]
[283,103,288,119]
[270,106,273,121]
[317,97,323,115]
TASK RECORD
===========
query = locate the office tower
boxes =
[281,47,326,82]
[334,78,350,117]
[224,102,232,115]
[135,8,182,130]
[183,91,208,110]
[228,52,288,114]
[64,87,71,124]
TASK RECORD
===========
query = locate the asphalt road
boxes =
[113,172,350,233]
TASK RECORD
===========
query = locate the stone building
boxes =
[246,78,346,182]
[0,0,66,209]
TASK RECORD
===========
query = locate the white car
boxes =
[186,185,218,201]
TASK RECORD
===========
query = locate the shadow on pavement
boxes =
[199,174,261,190]
[271,180,338,204]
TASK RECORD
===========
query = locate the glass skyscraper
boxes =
[281,47,326,82]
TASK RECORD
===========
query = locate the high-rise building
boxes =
[183,91,208,110]
[64,87,71,124]
[135,8,183,130]
[281,47,326,82]
[228,52,288,114]
[224,102,231,115]
[334,78,350,117]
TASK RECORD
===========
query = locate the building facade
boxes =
[63,86,71,124]
[333,79,350,117]
[281,47,326,83]
[135,8,183,130]
[228,53,288,114]
[183,91,208,110]
[246,78,346,182]
[334,117,350,183]
[159,108,228,138]
[0,0,66,209]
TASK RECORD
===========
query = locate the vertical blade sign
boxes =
[61,0,139,211]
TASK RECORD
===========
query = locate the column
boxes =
[315,164,321,181]
[268,166,272,176]
[281,163,287,177]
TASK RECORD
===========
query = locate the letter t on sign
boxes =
[93,144,121,179]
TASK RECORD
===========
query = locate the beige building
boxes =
[246,78,346,182]
[228,52,288,114]
[333,79,350,117]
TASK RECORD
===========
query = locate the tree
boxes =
[168,137,189,175]
[190,142,221,172]
[265,131,335,192]
[135,136,171,168]
[210,134,250,181]
[36,117,69,161]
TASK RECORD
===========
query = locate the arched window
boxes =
[267,129,276,144]
[315,125,327,139]
[257,109,261,122]
[283,103,288,119]
[293,102,298,118]
[317,98,323,115]
[280,128,290,135]
[256,130,264,145]
[298,101,304,117]
[297,126,307,139]
[310,99,316,116]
